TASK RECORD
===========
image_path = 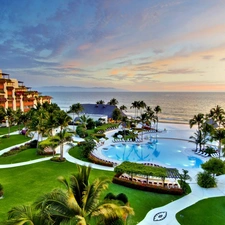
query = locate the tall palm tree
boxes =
[51,129,73,161]
[154,105,162,131]
[68,104,79,131]
[14,108,24,132]
[208,105,225,128]
[5,108,15,137]
[26,107,48,150]
[35,165,133,224]
[55,110,72,131]
[189,113,204,131]
[69,103,84,117]
[139,100,146,116]
[189,130,208,152]
[108,98,119,106]
[120,105,127,112]
[130,101,138,119]
[211,128,225,158]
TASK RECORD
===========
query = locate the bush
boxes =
[0,183,3,197]
[29,140,38,148]
[76,126,88,138]
[197,171,216,188]
[104,193,116,200]
[116,193,128,204]
[50,156,66,162]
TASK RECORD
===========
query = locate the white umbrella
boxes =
[117,134,123,139]
[100,137,106,142]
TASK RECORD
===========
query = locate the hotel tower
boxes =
[0,70,51,112]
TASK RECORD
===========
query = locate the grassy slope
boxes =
[0,160,179,225]
[0,135,31,150]
[176,196,225,225]
[0,148,44,164]
[0,125,21,136]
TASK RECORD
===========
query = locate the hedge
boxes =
[112,175,183,195]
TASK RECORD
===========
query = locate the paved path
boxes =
[0,123,224,225]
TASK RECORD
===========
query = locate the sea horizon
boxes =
[42,91,225,124]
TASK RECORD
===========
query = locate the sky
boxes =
[1,0,225,92]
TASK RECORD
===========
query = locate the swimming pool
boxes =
[101,138,203,168]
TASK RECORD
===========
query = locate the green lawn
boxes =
[0,135,31,150]
[176,196,225,225]
[0,148,45,164]
[0,160,180,225]
[69,145,90,162]
[0,125,22,135]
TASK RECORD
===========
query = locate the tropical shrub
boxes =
[50,156,66,162]
[197,171,216,188]
[29,140,38,148]
[201,157,225,177]
[204,146,217,155]
[76,125,88,138]
[0,183,3,197]
[116,193,129,205]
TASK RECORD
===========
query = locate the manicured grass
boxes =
[69,145,90,162]
[176,196,225,225]
[0,160,180,225]
[0,135,31,150]
[0,148,44,164]
[0,125,21,135]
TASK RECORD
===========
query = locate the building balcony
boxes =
[0,97,7,102]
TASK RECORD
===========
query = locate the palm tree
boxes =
[189,130,207,152]
[139,100,146,116]
[55,110,72,131]
[6,205,51,225]
[80,114,89,130]
[208,105,225,128]
[189,113,204,131]
[51,129,73,161]
[5,108,15,137]
[0,106,5,123]
[35,165,133,224]
[108,98,119,106]
[211,128,225,158]
[96,100,105,104]
[120,105,127,112]
[130,101,139,119]
[68,104,79,131]
[26,107,48,150]
[13,108,24,132]
[154,105,162,131]
[69,103,84,117]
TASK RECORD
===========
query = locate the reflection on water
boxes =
[101,139,203,168]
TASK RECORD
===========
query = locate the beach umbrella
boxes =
[117,134,123,139]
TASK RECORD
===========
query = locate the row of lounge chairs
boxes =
[211,152,219,157]
[112,138,142,143]
[142,162,161,167]
[195,150,209,157]
[119,175,179,188]
[89,153,118,167]
[106,126,119,131]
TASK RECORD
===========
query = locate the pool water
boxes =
[101,139,203,168]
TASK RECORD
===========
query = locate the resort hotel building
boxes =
[0,69,51,112]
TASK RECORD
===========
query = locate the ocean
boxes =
[43,92,225,124]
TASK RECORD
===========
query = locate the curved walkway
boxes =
[0,123,224,225]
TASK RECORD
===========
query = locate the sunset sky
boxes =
[1,0,225,92]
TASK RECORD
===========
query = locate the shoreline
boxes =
[158,120,189,125]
